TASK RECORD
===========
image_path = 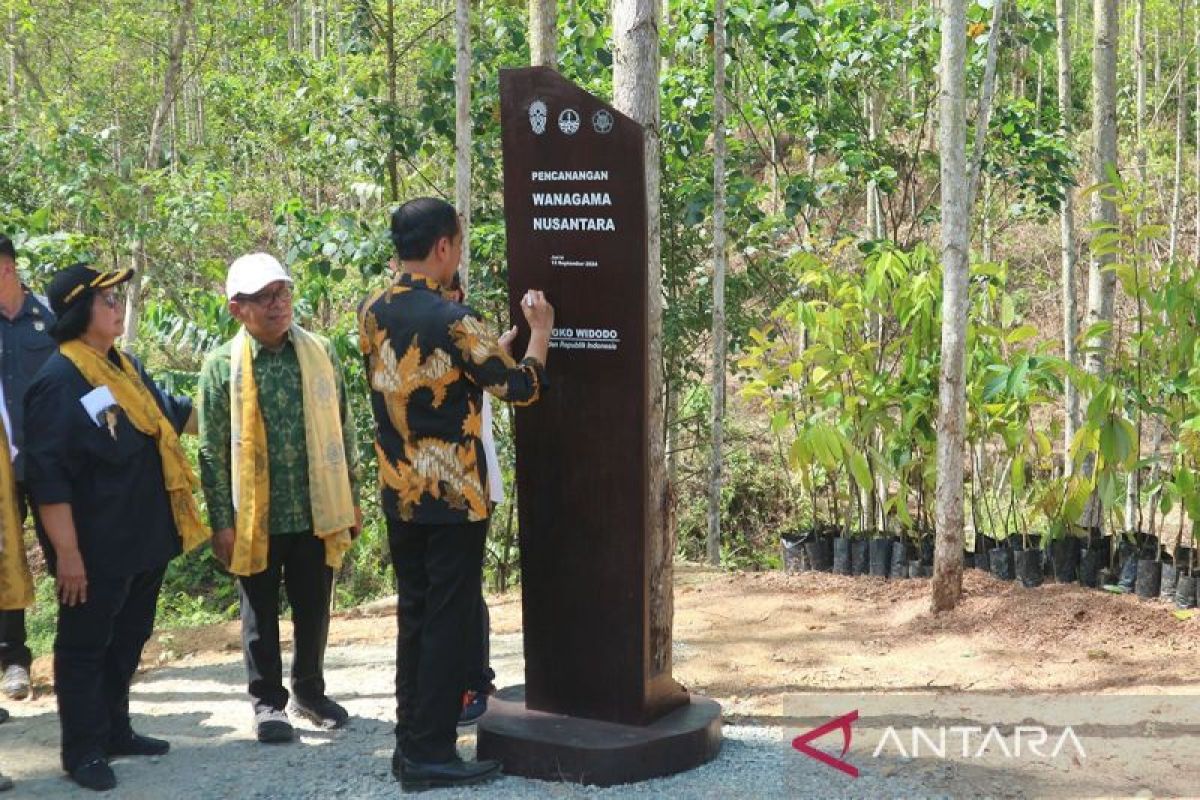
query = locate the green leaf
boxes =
[1098,418,1131,467]
[848,449,872,492]
[1000,294,1016,328]
[1005,324,1037,345]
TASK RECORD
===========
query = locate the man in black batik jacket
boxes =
[359,197,553,791]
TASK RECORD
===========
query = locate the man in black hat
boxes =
[0,234,55,702]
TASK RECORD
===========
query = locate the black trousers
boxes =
[237,532,332,713]
[389,518,486,763]
[0,609,31,670]
[1,487,34,670]
[55,565,166,772]
[466,594,494,693]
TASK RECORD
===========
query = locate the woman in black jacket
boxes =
[24,263,207,792]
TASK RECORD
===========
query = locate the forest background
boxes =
[1,0,1195,651]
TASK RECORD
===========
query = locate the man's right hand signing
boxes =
[521,290,555,332]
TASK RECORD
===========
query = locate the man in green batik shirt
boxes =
[198,253,361,745]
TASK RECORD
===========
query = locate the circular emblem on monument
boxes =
[592,109,614,134]
[529,100,548,135]
[558,108,581,135]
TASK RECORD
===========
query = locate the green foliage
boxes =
[741,242,1071,548]
[25,574,59,659]
[4,0,1196,589]
[676,437,796,571]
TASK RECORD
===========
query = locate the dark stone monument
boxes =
[476,67,721,786]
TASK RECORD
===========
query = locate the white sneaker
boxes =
[1,666,29,701]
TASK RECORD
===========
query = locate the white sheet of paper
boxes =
[80,385,118,427]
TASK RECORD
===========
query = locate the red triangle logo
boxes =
[792,710,860,778]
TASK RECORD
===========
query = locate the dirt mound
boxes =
[717,567,1196,655]
[673,564,1196,695]
[910,572,1198,655]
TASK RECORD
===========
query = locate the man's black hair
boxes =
[0,234,15,261]
[390,198,460,261]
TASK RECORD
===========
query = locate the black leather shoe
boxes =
[0,707,8,724]
[106,732,170,757]
[399,756,501,791]
[390,746,402,781]
[69,758,116,792]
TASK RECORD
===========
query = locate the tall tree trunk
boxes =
[1084,0,1119,384]
[529,0,557,68]
[1124,0,1148,529]
[1169,0,1186,263]
[1135,0,1148,186]
[967,0,1004,206]
[4,12,14,127]
[1147,0,1191,532]
[1153,23,1162,98]
[1036,54,1044,115]
[124,0,196,343]
[932,0,969,613]
[386,0,399,202]
[1057,0,1080,473]
[613,0,672,674]
[311,0,321,59]
[867,93,884,239]
[1080,0,1120,528]
[706,0,727,567]
[455,0,471,291]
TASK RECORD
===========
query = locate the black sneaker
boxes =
[0,707,8,725]
[69,758,116,792]
[457,690,489,726]
[254,708,295,744]
[390,746,402,781]
[106,732,170,757]
[399,756,501,791]
[289,696,349,730]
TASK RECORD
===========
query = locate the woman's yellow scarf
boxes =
[229,326,354,577]
[59,340,209,553]
[0,418,32,610]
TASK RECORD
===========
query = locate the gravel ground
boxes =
[0,635,936,799]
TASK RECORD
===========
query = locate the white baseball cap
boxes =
[225,253,293,299]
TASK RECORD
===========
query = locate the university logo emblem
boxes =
[592,109,614,134]
[558,108,581,135]
[529,100,548,135]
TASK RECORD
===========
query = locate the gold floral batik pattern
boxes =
[359,271,546,524]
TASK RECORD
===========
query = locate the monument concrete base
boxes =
[476,685,722,787]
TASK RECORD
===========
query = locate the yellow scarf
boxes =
[59,340,209,554]
[0,417,32,611]
[229,326,354,577]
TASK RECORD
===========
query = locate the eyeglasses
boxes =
[236,284,293,307]
[97,289,125,309]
